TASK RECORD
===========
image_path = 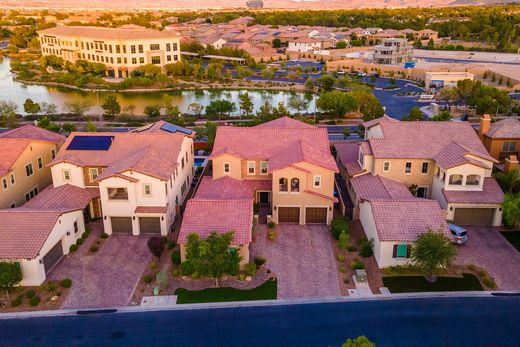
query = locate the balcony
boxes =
[107,187,128,200]
[499,151,518,160]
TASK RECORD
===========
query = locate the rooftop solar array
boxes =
[160,123,193,135]
[67,135,114,151]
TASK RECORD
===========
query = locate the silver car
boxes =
[448,223,468,245]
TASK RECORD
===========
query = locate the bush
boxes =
[148,236,167,259]
[239,273,246,281]
[340,266,347,273]
[171,250,181,265]
[343,278,350,284]
[337,255,345,262]
[347,245,357,252]
[81,232,89,239]
[29,296,40,307]
[253,256,266,267]
[359,238,374,257]
[331,218,349,240]
[89,245,98,253]
[69,244,78,252]
[338,231,350,250]
[350,259,365,270]
[100,232,109,239]
[268,231,276,241]
[244,262,257,277]
[25,289,35,299]
[10,297,22,307]
[76,238,84,245]
[167,240,176,250]
[267,221,276,229]
[60,278,72,288]
[45,281,57,292]
[143,275,152,283]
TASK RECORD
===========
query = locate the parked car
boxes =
[448,223,469,244]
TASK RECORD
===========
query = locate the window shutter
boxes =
[392,245,397,258]
[406,245,412,258]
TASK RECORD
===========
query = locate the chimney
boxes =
[505,155,519,174]
[479,114,491,140]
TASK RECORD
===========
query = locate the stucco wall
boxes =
[51,162,85,188]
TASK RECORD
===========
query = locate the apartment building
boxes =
[373,38,413,65]
[0,125,65,209]
[38,25,181,78]
[179,117,338,266]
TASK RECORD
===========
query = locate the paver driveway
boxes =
[251,224,341,299]
[49,222,151,309]
[455,226,520,291]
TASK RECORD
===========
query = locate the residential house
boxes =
[0,125,65,209]
[178,117,338,266]
[479,114,520,164]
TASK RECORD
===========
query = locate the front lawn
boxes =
[174,279,277,304]
[500,231,520,253]
[383,273,483,293]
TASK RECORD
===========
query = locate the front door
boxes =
[259,192,270,205]
[417,187,428,198]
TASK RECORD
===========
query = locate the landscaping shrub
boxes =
[25,289,35,299]
[29,296,40,307]
[253,256,266,268]
[343,278,350,284]
[350,259,365,270]
[171,269,181,278]
[340,266,347,273]
[89,245,98,253]
[244,263,257,277]
[337,255,345,262]
[143,275,152,283]
[239,274,246,281]
[45,281,57,292]
[69,244,78,252]
[171,250,181,265]
[148,236,167,259]
[267,221,276,229]
[347,245,357,252]
[81,232,89,239]
[268,231,276,241]
[359,238,374,257]
[10,297,22,307]
[338,231,350,250]
[76,238,84,245]
[60,279,72,288]
[331,218,349,240]
[167,240,176,250]
[100,232,109,239]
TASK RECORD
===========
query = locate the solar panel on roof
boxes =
[67,135,114,150]
[160,123,193,135]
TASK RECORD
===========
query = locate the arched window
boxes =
[449,174,463,185]
[291,178,300,192]
[279,177,288,192]
[466,175,480,186]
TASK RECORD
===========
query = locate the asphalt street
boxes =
[1,295,519,347]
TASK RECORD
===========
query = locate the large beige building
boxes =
[373,38,413,65]
[38,25,181,78]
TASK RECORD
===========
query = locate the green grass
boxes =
[500,231,520,252]
[383,273,483,293]
[174,279,277,304]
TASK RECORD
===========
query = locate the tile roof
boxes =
[22,184,99,212]
[132,120,194,136]
[350,173,413,201]
[211,117,337,172]
[334,142,364,176]
[368,199,449,242]
[178,199,253,245]
[0,211,62,259]
[53,132,187,181]
[433,142,492,170]
[135,206,168,214]
[0,124,65,143]
[195,176,270,200]
[362,115,399,129]
[442,178,504,204]
[485,118,520,139]
[38,25,181,40]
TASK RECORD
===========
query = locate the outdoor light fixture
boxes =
[133,216,136,220]
[449,207,453,211]
[66,232,70,236]
[161,216,164,221]
[274,206,277,210]
[104,216,107,220]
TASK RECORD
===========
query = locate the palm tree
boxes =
[493,168,520,194]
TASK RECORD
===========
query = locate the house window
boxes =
[167,55,172,62]
[291,178,300,192]
[107,187,128,200]
[313,175,321,188]
[181,158,185,169]
[10,202,15,208]
[260,161,268,175]
[151,56,161,64]
[224,162,231,174]
[279,177,288,192]
[150,44,160,50]
[130,45,136,54]
[2,178,7,190]
[139,57,144,64]
[383,161,390,172]
[502,142,517,152]
[138,44,144,53]
[466,175,480,186]
[405,162,412,174]
[421,162,429,174]
[74,221,79,233]
[25,187,38,202]
[37,156,44,170]
[166,43,171,51]
[89,168,98,181]
[173,43,178,51]
[358,151,364,167]
[10,173,15,185]
[143,184,152,196]
[63,169,71,181]
[393,244,411,259]
[247,161,255,175]
[449,174,463,185]
[132,57,137,64]
[25,163,33,177]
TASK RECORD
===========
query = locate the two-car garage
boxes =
[110,216,162,234]
[277,206,329,224]
[453,208,496,226]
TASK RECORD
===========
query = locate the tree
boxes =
[305,78,314,90]
[123,104,136,117]
[144,105,161,119]
[431,110,452,121]
[288,95,310,115]
[65,99,93,116]
[37,116,61,133]
[402,107,423,121]
[205,100,237,120]
[502,193,520,228]
[39,102,58,115]
[342,336,376,347]
[186,102,204,117]
[85,120,97,132]
[0,262,22,298]
[411,229,457,281]
[493,168,520,194]
[352,90,384,122]
[181,232,241,286]
[317,91,358,118]
[318,74,335,92]
[162,95,180,117]
[101,95,121,119]
[239,92,254,117]
[205,121,217,150]
[0,101,19,129]
[61,123,77,133]
[336,40,348,49]
[272,38,282,48]
[23,98,41,117]
[147,236,166,260]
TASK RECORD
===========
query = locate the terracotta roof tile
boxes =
[195,176,270,200]
[0,124,65,143]
[433,142,492,170]
[23,184,99,212]
[485,118,520,139]
[254,116,316,129]
[351,173,413,201]
[442,178,504,204]
[38,25,181,40]
[334,142,364,177]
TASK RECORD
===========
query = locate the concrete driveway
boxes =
[251,224,341,299]
[455,226,520,291]
[49,222,151,309]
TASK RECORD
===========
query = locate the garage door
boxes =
[454,208,494,226]
[139,217,161,234]
[278,207,300,223]
[111,217,133,234]
[43,240,63,274]
[306,207,328,224]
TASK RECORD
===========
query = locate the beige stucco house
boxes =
[0,125,65,210]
